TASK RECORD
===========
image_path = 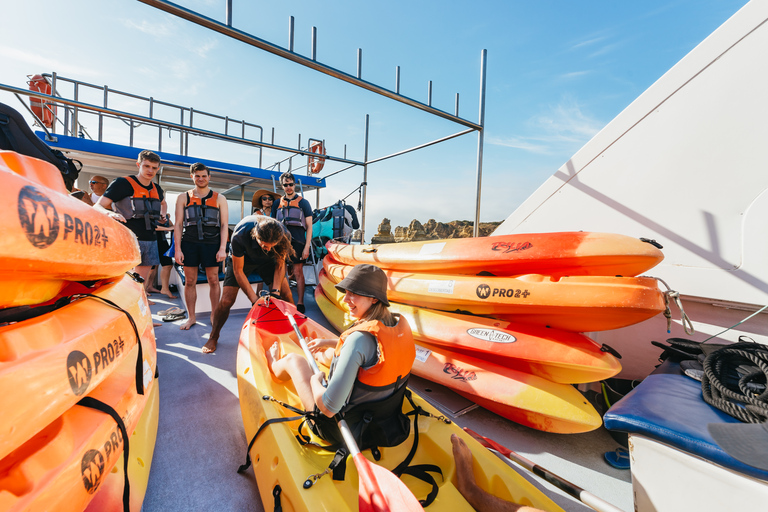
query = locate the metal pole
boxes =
[289,16,294,52]
[357,49,362,79]
[361,114,369,243]
[473,49,487,238]
[395,66,400,94]
[311,27,317,61]
[225,0,232,26]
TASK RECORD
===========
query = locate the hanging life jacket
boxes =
[276,195,306,228]
[127,176,162,231]
[183,190,221,241]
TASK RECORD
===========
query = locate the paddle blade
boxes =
[268,297,301,318]
[354,453,424,512]
[464,427,512,458]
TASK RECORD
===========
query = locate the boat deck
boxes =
[141,286,633,512]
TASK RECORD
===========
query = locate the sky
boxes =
[0,0,750,236]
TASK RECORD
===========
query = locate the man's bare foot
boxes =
[180,318,197,330]
[265,341,282,375]
[161,288,178,299]
[146,287,161,294]
[202,338,217,354]
[147,299,156,306]
[153,322,162,327]
[452,434,476,498]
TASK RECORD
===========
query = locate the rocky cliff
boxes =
[368,218,501,243]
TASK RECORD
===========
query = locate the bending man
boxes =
[204,215,293,353]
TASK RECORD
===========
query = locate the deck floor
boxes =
[141,286,633,512]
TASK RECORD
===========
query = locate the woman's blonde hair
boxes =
[250,216,295,262]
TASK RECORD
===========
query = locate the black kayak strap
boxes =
[77,396,130,512]
[238,415,305,473]
[76,292,145,396]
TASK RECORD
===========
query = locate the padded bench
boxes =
[604,359,768,511]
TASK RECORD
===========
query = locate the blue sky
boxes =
[0,0,749,234]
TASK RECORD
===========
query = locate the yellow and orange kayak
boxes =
[326,232,663,276]
[0,333,157,512]
[315,291,601,434]
[0,151,140,309]
[237,298,564,511]
[0,274,152,461]
[316,269,621,384]
[84,376,160,512]
[324,259,665,332]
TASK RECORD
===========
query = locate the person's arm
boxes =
[232,254,258,304]
[303,215,313,261]
[217,193,229,262]
[315,331,377,417]
[173,194,185,264]
[272,260,286,296]
[95,196,125,222]
[301,200,313,261]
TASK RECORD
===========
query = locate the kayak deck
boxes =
[140,288,632,512]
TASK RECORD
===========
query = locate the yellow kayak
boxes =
[236,298,564,512]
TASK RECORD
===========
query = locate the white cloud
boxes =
[488,97,603,156]
[0,46,101,78]
[122,19,176,38]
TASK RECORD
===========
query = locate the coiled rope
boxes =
[701,341,768,423]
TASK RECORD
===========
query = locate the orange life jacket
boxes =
[183,190,221,241]
[127,176,161,231]
[335,315,415,390]
[276,195,306,228]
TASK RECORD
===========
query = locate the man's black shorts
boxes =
[222,257,275,288]
[181,241,219,268]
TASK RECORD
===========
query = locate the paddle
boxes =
[464,428,625,512]
[268,297,425,512]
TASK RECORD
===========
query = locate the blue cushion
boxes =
[604,360,768,481]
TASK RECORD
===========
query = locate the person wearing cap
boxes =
[252,189,280,216]
[266,264,415,418]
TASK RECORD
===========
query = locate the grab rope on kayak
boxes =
[645,276,694,335]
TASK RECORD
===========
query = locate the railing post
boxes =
[473,49,487,238]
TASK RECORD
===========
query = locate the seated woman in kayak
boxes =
[266,263,415,418]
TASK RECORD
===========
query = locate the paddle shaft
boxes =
[465,429,625,512]
[284,307,424,512]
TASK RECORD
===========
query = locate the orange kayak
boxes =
[0,151,140,308]
[0,274,153,461]
[0,334,157,512]
[326,232,663,276]
[316,269,621,384]
[324,259,665,332]
[315,291,601,433]
[83,376,160,512]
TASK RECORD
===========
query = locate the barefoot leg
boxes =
[203,286,238,353]
[181,266,198,331]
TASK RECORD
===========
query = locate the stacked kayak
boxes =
[326,232,664,277]
[317,234,664,432]
[324,260,665,332]
[0,151,158,512]
[236,297,564,511]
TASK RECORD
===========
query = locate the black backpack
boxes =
[0,102,81,191]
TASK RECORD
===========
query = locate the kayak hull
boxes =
[326,232,663,276]
[324,259,665,332]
